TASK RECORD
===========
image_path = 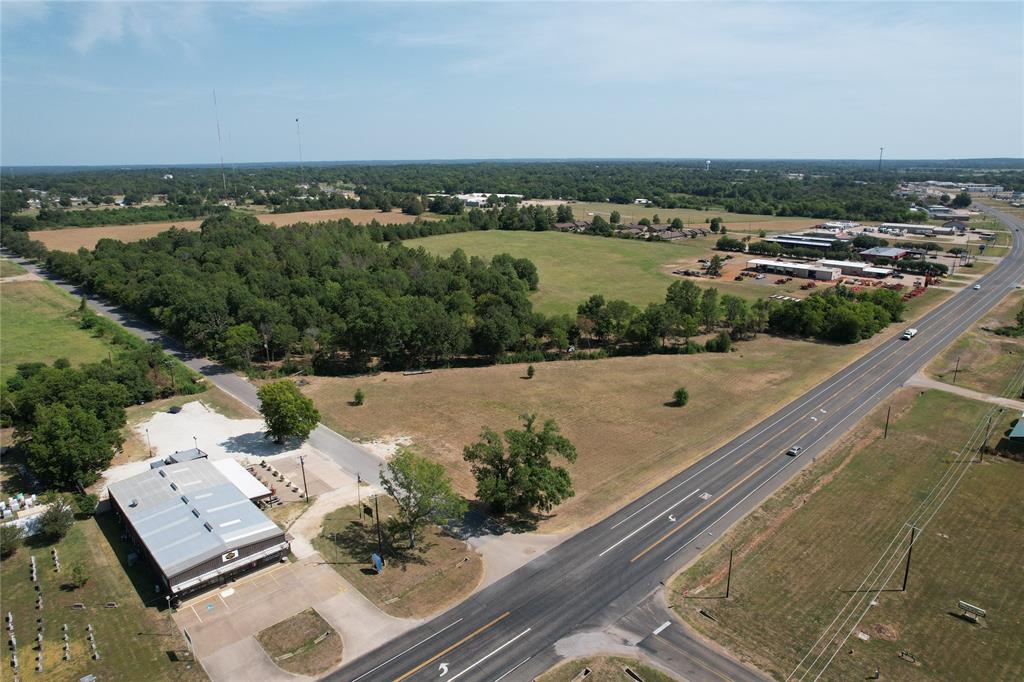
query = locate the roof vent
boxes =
[158,469,167,478]
[180,495,189,504]
[203,522,213,532]
[191,508,200,518]
[169,482,178,491]
[129,499,139,508]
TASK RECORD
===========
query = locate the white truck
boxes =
[900,328,918,340]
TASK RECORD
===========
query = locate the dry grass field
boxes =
[30,207,429,252]
[303,336,866,532]
[928,290,1024,396]
[670,389,1024,682]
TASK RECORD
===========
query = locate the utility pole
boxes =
[883,405,892,439]
[145,429,152,456]
[725,549,734,599]
[902,526,917,591]
[299,455,309,502]
[952,356,960,384]
[356,474,362,524]
[373,494,384,558]
[877,147,884,184]
[295,117,306,192]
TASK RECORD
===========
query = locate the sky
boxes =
[1,1,1022,166]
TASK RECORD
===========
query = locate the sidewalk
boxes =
[904,372,1024,411]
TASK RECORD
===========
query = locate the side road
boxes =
[1,249,385,487]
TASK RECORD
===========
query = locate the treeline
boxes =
[5,203,226,231]
[40,213,542,373]
[3,320,204,489]
[767,286,905,343]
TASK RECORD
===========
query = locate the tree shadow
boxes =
[218,431,294,457]
[446,502,546,540]
[320,518,431,569]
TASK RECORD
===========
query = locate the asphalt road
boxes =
[327,203,1023,682]
[0,250,386,488]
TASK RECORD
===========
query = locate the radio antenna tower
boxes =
[295,117,306,193]
[877,146,884,184]
[212,90,227,196]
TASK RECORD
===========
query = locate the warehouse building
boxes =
[817,259,893,278]
[746,258,840,281]
[762,233,849,250]
[860,246,909,262]
[108,458,287,598]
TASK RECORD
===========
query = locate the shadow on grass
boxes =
[319,518,432,570]
[447,503,547,541]
[94,511,170,610]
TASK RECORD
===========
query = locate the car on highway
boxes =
[900,328,919,340]
[973,284,981,290]
[786,446,803,456]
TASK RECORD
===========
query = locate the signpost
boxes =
[957,600,986,623]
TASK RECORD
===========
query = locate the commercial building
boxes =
[746,259,840,281]
[816,259,893,278]
[878,223,955,237]
[108,457,287,598]
[762,233,849,250]
[860,246,909,262]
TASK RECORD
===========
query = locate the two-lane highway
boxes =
[331,203,1023,681]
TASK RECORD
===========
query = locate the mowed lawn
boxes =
[303,335,864,532]
[408,230,707,315]
[1,257,27,277]
[0,280,112,381]
[928,290,1024,396]
[670,390,1024,682]
[0,516,206,682]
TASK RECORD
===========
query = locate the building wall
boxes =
[168,533,287,590]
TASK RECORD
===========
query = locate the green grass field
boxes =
[671,390,1024,682]
[1,257,27,277]
[409,230,706,315]
[0,516,206,682]
[0,281,114,381]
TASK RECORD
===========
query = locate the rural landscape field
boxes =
[2,2,1022,681]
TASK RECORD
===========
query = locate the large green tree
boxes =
[257,380,321,443]
[379,450,466,549]
[462,414,578,516]
[23,404,118,488]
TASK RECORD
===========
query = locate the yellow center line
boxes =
[392,611,510,682]
[653,634,734,682]
[631,452,781,563]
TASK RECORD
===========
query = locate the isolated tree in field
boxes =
[710,217,723,233]
[39,497,75,540]
[462,414,578,515]
[526,364,535,379]
[353,388,365,406]
[652,214,661,225]
[257,380,320,443]
[671,218,684,230]
[0,524,24,559]
[671,387,689,407]
[950,191,971,208]
[609,210,621,224]
[379,450,466,549]
[706,255,724,277]
[24,403,118,489]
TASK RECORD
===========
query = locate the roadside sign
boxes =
[371,553,384,574]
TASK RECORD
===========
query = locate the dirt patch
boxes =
[873,623,899,641]
[255,608,343,677]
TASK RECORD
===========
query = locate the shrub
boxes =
[353,388,366,406]
[526,365,535,379]
[671,387,689,407]
[73,492,99,518]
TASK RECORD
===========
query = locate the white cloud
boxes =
[68,1,212,56]
[1,1,51,27]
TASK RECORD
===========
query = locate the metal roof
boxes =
[1010,415,1024,440]
[108,459,282,578]
[861,247,907,258]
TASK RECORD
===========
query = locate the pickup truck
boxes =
[900,328,918,340]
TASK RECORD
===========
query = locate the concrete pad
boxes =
[200,636,306,682]
[468,531,568,590]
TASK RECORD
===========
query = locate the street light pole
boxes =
[299,455,309,503]
[356,474,362,524]
[373,494,384,557]
[146,429,152,456]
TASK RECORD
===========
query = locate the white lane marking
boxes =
[598,489,700,557]
[448,628,532,681]
[610,478,697,530]
[349,618,465,682]
[668,515,677,523]
[653,621,671,636]
[439,662,449,676]
[492,656,532,682]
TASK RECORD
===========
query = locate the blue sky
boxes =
[2,1,1022,165]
